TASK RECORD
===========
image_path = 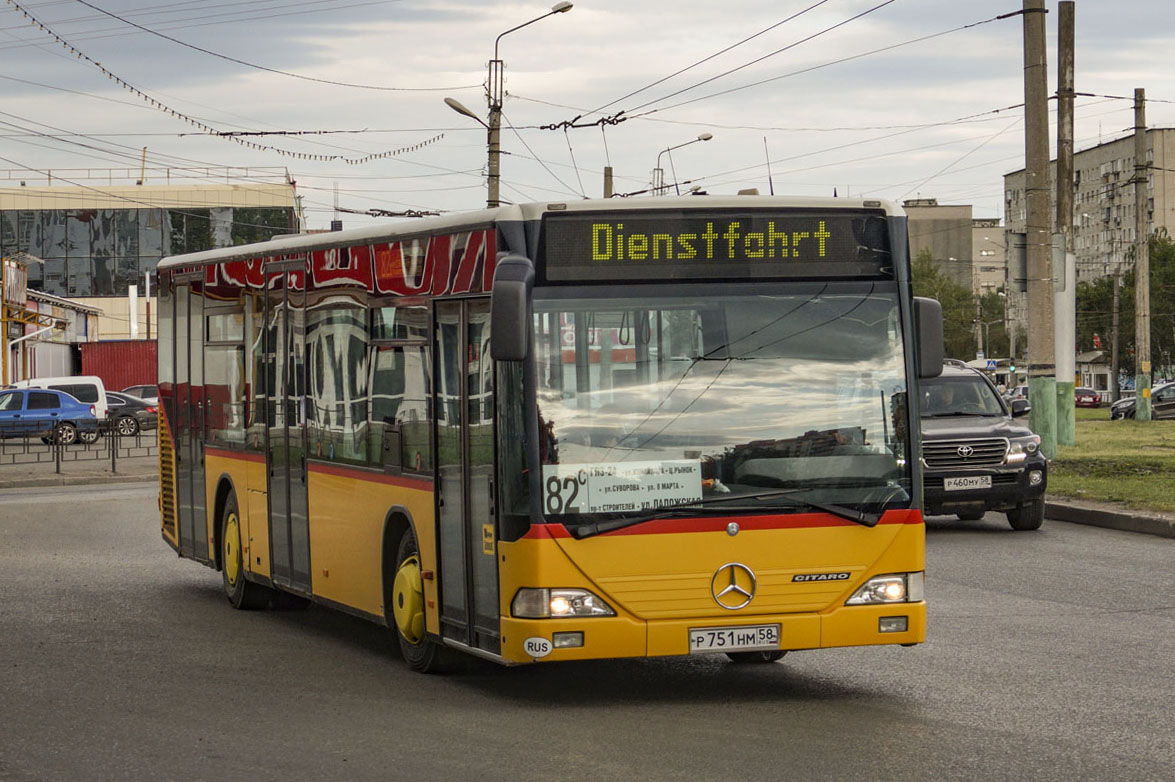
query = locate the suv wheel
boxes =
[1006,497,1044,531]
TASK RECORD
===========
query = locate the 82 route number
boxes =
[544,470,587,514]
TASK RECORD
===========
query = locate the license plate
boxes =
[689,624,780,654]
[944,475,991,491]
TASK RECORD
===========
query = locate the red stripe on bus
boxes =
[307,461,434,491]
[523,524,573,539]
[205,446,265,464]
[521,509,921,539]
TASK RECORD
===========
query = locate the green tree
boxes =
[1076,229,1175,379]
[911,248,978,360]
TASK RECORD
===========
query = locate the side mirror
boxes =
[913,297,944,378]
[490,254,534,362]
[1010,399,1030,417]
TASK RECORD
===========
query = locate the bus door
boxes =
[174,280,209,563]
[263,263,311,593]
[434,298,499,655]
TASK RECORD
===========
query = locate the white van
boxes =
[13,375,110,443]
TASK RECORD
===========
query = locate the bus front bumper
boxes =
[499,601,926,664]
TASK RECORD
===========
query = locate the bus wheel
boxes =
[726,651,786,664]
[392,528,442,673]
[221,492,271,610]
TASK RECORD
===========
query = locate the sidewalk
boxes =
[0,453,159,489]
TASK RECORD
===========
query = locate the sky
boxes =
[1,0,1174,230]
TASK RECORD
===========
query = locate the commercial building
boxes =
[1,173,299,340]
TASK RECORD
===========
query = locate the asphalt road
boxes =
[1,484,1172,782]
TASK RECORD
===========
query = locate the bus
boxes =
[156,195,943,671]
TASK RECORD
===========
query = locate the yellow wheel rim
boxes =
[224,511,241,587]
[392,553,425,644]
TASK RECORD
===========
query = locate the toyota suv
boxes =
[919,362,1047,530]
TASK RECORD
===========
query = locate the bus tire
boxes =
[1006,497,1045,531]
[220,491,272,610]
[726,650,786,664]
[392,527,443,673]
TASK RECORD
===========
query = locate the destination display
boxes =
[541,460,703,515]
[540,210,891,283]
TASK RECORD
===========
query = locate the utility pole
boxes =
[1133,88,1152,419]
[1111,258,1121,402]
[1054,1,1076,445]
[1022,0,1057,457]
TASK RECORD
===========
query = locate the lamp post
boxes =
[446,2,573,209]
[653,133,713,196]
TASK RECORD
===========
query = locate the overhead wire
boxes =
[584,0,835,117]
[68,0,478,92]
[3,0,446,164]
[629,10,1011,118]
[0,0,425,51]
[625,0,898,115]
[501,111,585,199]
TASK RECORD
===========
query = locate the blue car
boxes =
[0,388,100,445]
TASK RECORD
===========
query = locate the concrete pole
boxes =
[1022,0,1057,457]
[603,166,614,198]
[1111,260,1121,401]
[128,284,139,339]
[1054,1,1076,445]
[1133,88,1152,419]
[487,59,504,209]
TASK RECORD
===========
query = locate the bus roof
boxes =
[156,195,904,271]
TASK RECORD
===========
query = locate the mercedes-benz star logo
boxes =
[711,562,756,610]
[957,445,975,458]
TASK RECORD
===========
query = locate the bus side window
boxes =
[369,343,432,472]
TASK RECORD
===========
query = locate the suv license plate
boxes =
[689,624,780,654]
[944,475,992,491]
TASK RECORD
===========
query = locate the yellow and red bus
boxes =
[156,196,943,671]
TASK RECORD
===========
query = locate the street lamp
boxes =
[653,133,713,196]
[446,2,573,208]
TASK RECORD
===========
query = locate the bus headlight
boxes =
[1006,435,1041,464]
[511,588,616,619]
[846,572,924,605]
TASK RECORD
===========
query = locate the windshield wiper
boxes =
[569,488,879,539]
[924,411,986,418]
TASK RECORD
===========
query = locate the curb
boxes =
[1045,499,1175,539]
[0,472,158,490]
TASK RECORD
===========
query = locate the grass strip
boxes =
[1048,417,1175,513]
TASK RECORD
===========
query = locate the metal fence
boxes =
[0,430,158,473]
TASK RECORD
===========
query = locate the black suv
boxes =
[919,363,1047,530]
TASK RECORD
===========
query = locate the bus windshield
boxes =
[525,284,912,527]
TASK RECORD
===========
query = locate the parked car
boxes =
[12,376,109,443]
[1074,387,1102,408]
[121,384,158,404]
[0,388,99,444]
[105,391,158,436]
[1109,382,1175,420]
[919,363,1047,530]
[1002,384,1028,403]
